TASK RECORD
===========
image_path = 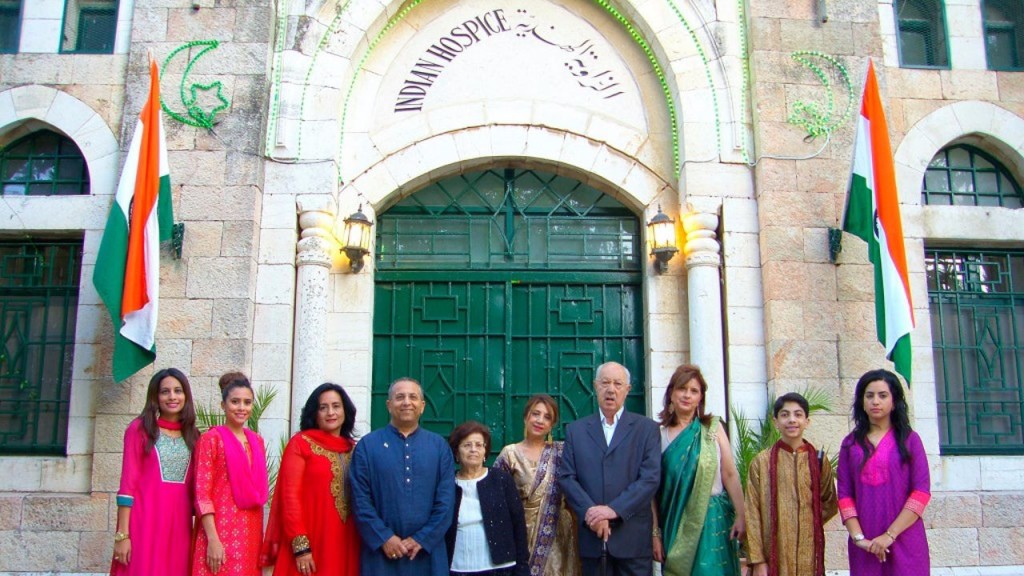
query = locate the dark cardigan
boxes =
[445,467,529,576]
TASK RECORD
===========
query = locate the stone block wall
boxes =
[748,0,1024,571]
[0,0,279,572]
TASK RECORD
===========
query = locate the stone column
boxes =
[683,211,727,417]
[291,197,335,431]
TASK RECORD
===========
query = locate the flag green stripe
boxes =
[868,231,887,345]
[157,174,173,241]
[92,206,156,382]
[890,333,912,385]
[844,173,874,244]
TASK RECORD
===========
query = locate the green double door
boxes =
[370,169,645,456]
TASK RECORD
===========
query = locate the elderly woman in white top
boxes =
[445,421,529,576]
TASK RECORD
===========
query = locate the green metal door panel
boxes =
[508,282,645,435]
[372,280,509,444]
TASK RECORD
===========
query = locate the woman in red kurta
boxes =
[262,383,361,576]
[192,373,268,576]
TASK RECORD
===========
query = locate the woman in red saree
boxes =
[262,383,361,576]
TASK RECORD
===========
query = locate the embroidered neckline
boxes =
[303,436,350,522]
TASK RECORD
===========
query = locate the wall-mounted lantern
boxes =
[340,205,373,273]
[647,204,678,274]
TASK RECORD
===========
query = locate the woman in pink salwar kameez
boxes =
[111,368,200,576]
[838,369,931,576]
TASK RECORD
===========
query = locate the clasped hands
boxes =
[381,535,423,561]
[584,505,618,541]
[855,532,895,563]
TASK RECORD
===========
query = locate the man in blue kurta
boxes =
[350,377,456,575]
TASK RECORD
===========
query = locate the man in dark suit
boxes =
[558,361,662,576]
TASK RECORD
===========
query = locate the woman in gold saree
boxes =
[654,364,746,576]
[494,394,580,576]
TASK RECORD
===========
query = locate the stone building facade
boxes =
[0,0,1021,573]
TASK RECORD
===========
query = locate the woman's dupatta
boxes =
[660,416,719,576]
[213,426,268,510]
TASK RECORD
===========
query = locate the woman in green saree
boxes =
[654,364,745,576]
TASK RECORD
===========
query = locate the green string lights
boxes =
[336,0,425,184]
[297,1,354,158]
[590,0,680,177]
[787,50,855,140]
[160,40,231,130]
[264,0,293,152]
[664,0,722,165]
[736,0,752,163]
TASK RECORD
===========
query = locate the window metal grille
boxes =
[921,144,1023,208]
[0,0,20,54]
[984,0,1024,71]
[896,0,950,68]
[927,248,1024,455]
[61,0,117,54]
[0,240,82,455]
[377,168,640,271]
[0,130,90,196]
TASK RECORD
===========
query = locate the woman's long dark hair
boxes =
[658,364,713,427]
[299,383,357,440]
[851,369,912,468]
[141,368,199,453]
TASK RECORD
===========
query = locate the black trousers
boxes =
[581,555,653,576]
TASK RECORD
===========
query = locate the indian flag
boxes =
[93,54,173,382]
[843,60,914,384]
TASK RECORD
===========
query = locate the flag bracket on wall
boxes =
[828,227,843,262]
[171,222,185,260]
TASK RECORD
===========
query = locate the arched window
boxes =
[0,130,90,196]
[921,144,1022,208]
[895,0,950,68]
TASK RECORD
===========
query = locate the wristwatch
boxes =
[113,531,130,542]
[851,533,866,542]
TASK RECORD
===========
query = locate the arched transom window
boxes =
[921,144,1022,208]
[0,130,90,196]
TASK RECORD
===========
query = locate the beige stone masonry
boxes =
[212,299,256,340]
[187,257,258,299]
[930,527,982,567]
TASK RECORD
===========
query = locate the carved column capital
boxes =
[297,209,335,269]
[682,211,721,269]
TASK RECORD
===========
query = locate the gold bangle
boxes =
[885,530,897,541]
[652,527,662,539]
[113,531,130,543]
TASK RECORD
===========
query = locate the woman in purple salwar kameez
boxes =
[838,369,931,576]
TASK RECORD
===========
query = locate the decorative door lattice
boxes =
[372,169,644,457]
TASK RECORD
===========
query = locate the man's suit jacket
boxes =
[558,410,661,559]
